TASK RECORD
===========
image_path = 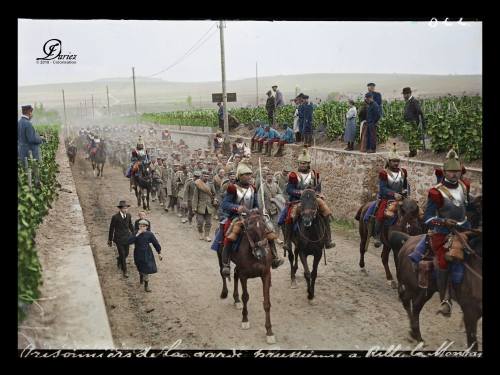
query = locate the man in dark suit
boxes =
[367,83,383,116]
[108,200,135,277]
[402,87,426,157]
[18,104,44,162]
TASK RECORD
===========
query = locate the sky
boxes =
[18,19,482,86]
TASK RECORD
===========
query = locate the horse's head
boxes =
[300,189,318,227]
[397,197,424,236]
[244,211,269,261]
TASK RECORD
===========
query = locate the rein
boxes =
[297,210,326,244]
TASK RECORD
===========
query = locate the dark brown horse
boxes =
[355,197,424,288]
[90,142,106,177]
[67,145,77,165]
[286,189,328,300]
[390,228,482,350]
[219,211,276,344]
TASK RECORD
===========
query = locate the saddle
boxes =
[384,200,399,219]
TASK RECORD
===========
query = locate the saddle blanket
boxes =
[210,219,242,253]
[363,201,397,226]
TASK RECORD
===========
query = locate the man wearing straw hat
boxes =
[108,200,135,278]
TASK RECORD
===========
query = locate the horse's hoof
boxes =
[266,335,276,344]
[308,298,317,305]
[360,268,368,274]
[241,322,250,330]
[390,280,398,289]
[235,302,243,310]
[290,280,298,289]
[220,291,228,299]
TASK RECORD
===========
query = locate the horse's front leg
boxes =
[233,267,242,309]
[298,251,312,300]
[146,188,150,211]
[217,246,228,299]
[381,243,397,288]
[262,271,275,344]
[310,251,322,300]
[359,219,367,269]
[240,277,250,329]
[288,242,297,289]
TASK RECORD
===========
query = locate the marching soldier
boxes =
[257,169,283,215]
[372,143,411,247]
[274,165,291,193]
[192,170,218,241]
[281,147,334,252]
[182,170,201,224]
[219,163,284,277]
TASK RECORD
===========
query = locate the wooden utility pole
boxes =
[84,99,87,119]
[218,21,229,136]
[91,95,95,120]
[106,85,110,116]
[256,62,259,106]
[132,67,138,124]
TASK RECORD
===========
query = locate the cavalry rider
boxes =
[372,143,410,247]
[281,147,334,252]
[219,163,284,277]
[409,148,472,317]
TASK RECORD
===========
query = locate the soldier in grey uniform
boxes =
[192,170,218,241]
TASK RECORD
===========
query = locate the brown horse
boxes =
[221,211,276,344]
[390,229,482,350]
[90,142,106,177]
[355,197,424,287]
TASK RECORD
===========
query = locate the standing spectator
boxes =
[134,211,151,233]
[367,83,383,117]
[217,102,225,131]
[365,93,381,153]
[275,124,294,156]
[128,220,162,292]
[18,104,44,163]
[299,95,314,146]
[108,200,135,278]
[272,85,284,107]
[344,99,357,150]
[266,90,276,126]
[192,170,218,241]
[358,97,369,152]
[292,95,303,143]
[214,132,224,154]
[402,87,426,158]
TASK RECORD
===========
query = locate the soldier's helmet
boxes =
[443,147,461,171]
[297,147,311,163]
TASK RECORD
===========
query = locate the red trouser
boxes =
[430,233,448,270]
[265,138,280,145]
[278,140,287,146]
[375,199,389,222]
[223,219,233,246]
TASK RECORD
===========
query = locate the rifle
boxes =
[313,137,327,266]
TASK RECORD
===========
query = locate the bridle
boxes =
[241,213,269,260]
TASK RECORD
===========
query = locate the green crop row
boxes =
[141,95,482,161]
[18,125,60,322]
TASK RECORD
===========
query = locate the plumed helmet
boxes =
[236,163,253,179]
[297,147,312,163]
[387,143,400,161]
[443,147,461,171]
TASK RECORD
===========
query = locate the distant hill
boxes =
[18,73,482,114]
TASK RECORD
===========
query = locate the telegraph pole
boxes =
[106,85,110,116]
[132,67,138,124]
[84,99,87,120]
[91,95,95,120]
[218,21,229,136]
[256,62,259,106]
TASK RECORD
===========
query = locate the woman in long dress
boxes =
[128,220,162,292]
[344,100,357,150]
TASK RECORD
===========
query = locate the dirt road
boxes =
[71,153,481,351]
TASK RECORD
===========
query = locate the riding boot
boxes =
[373,219,382,248]
[139,273,144,285]
[144,281,152,292]
[269,240,284,269]
[323,216,335,249]
[436,269,452,316]
[221,243,232,277]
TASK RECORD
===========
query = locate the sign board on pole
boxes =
[212,93,237,103]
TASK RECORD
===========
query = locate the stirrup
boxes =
[437,300,452,316]
[272,258,284,269]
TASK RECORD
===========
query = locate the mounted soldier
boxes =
[219,163,284,277]
[280,147,334,252]
[372,143,411,247]
[408,148,473,317]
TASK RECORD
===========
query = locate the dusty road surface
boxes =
[71,153,481,351]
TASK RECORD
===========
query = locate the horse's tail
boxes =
[388,231,410,254]
[354,205,363,221]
